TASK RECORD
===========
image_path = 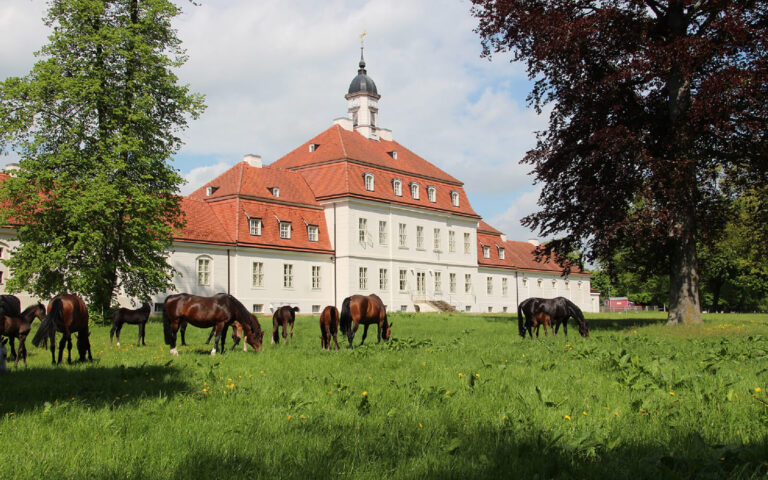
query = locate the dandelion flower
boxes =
[582,411,587,416]
[419,423,423,428]
[670,391,675,396]
[564,415,571,421]
[756,387,762,393]
[362,391,368,397]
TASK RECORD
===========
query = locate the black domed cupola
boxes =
[348,51,378,95]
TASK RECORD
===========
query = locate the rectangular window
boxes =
[399,269,407,291]
[449,231,456,253]
[283,264,294,288]
[464,232,471,254]
[449,273,457,293]
[464,274,472,293]
[252,262,264,287]
[483,245,490,258]
[379,268,388,290]
[307,225,319,242]
[416,226,424,249]
[378,220,387,245]
[312,265,321,290]
[416,272,426,294]
[487,276,493,295]
[399,223,407,248]
[498,247,505,260]
[359,266,368,290]
[502,278,508,296]
[359,218,367,244]
[434,271,442,293]
[280,222,291,239]
[197,258,210,286]
[253,304,263,313]
[312,305,321,314]
[433,228,441,251]
[249,218,262,236]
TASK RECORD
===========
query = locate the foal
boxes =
[319,305,339,350]
[110,303,151,347]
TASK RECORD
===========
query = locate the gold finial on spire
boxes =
[360,30,367,48]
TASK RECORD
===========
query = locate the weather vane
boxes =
[360,30,367,49]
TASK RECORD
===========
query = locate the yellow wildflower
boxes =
[564,415,571,421]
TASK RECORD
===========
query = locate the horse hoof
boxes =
[210,350,217,356]
[116,342,120,347]
[170,348,179,356]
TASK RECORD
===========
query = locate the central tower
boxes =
[345,46,381,140]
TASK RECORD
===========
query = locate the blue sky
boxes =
[0,0,549,242]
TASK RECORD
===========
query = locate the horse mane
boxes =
[226,295,259,335]
[32,298,62,347]
[564,298,587,326]
[339,296,352,335]
[517,298,534,338]
[162,295,177,345]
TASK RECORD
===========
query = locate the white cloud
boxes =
[1,0,545,241]
[180,161,235,195]
[487,187,544,243]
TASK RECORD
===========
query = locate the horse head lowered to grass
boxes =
[517,296,589,339]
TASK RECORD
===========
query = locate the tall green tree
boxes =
[472,1,768,324]
[0,0,205,319]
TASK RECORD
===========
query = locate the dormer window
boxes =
[307,225,319,242]
[388,150,398,160]
[393,179,402,197]
[427,186,436,203]
[271,187,280,198]
[483,245,490,258]
[249,218,262,236]
[206,186,218,197]
[451,191,459,207]
[498,247,505,260]
[309,143,319,152]
[364,172,375,192]
[279,221,291,239]
[410,182,420,200]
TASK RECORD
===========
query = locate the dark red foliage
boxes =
[472,0,768,323]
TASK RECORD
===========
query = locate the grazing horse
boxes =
[0,294,21,318]
[272,306,299,345]
[206,315,261,352]
[32,294,92,364]
[517,296,589,339]
[1,303,46,367]
[319,305,339,351]
[162,293,264,356]
[110,302,151,347]
[339,294,391,349]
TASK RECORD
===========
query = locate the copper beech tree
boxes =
[472,1,767,324]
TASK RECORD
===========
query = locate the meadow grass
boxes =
[1,311,767,479]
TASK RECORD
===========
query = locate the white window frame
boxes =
[502,277,508,296]
[378,220,387,245]
[399,269,408,291]
[379,268,388,290]
[448,230,456,253]
[197,257,211,286]
[364,172,375,192]
[252,262,264,288]
[359,218,367,244]
[483,245,490,258]
[410,182,420,200]
[312,265,321,290]
[393,179,402,197]
[464,232,471,254]
[249,217,262,236]
[465,274,472,293]
[416,272,426,294]
[416,226,424,250]
[449,273,457,293]
[433,228,441,252]
[307,225,319,242]
[487,276,493,295]
[434,271,442,293]
[359,266,368,290]
[427,186,436,203]
[498,247,505,260]
[283,264,294,288]
[399,223,407,248]
[280,222,291,239]
[451,191,459,207]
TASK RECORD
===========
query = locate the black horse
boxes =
[2,303,47,367]
[110,302,151,347]
[0,294,21,319]
[517,296,589,338]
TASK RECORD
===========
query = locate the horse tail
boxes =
[32,298,61,347]
[162,299,173,345]
[339,297,352,335]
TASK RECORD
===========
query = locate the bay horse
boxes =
[1,302,46,367]
[272,306,299,344]
[517,296,589,339]
[110,302,151,347]
[31,294,92,364]
[339,294,391,349]
[206,315,260,352]
[162,293,264,356]
[319,305,339,351]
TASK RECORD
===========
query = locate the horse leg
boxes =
[49,332,56,364]
[332,329,339,351]
[376,324,382,344]
[347,322,358,349]
[289,321,294,344]
[169,320,180,356]
[271,321,278,345]
[205,327,215,345]
[9,337,16,361]
[138,322,145,346]
[58,335,69,364]
[360,324,370,346]
[110,321,119,346]
[14,335,25,368]
[180,322,187,346]
[211,325,223,356]
[282,320,288,344]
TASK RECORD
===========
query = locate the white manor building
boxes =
[0,52,599,315]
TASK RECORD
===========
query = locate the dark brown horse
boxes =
[1,302,46,367]
[206,314,261,352]
[162,293,264,356]
[272,306,299,344]
[110,302,151,347]
[319,305,339,350]
[0,294,21,319]
[339,294,391,349]
[32,294,92,364]
[517,296,589,339]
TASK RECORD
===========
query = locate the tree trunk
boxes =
[667,230,702,324]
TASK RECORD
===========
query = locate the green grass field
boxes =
[2,312,767,479]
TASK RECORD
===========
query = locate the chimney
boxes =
[527,238,540,247]
[243,154,262,168]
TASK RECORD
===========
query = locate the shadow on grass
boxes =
[0,364,190,416]
[481,313,668,334]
